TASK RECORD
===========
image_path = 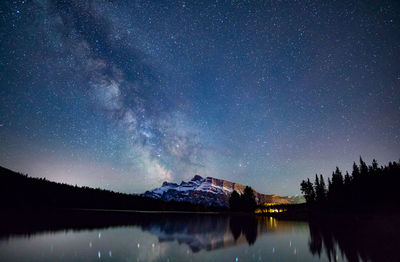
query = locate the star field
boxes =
[0,0,399,195]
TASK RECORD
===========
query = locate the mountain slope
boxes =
[0,166,220,211]
[143,175,293,207]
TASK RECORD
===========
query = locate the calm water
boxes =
[0,210,398,262]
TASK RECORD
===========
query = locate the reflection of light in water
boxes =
[0,217,321,262]
[98,232,101,239]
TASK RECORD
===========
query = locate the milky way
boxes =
[1,1,399,195]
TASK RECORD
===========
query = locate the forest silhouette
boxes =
[300,158,400,209]
[0,166,223,212]
[228,186,257,212]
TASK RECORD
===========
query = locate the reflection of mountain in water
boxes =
[141,215,276,252]
[2,209,399,260]
[0,210,294,252]
[143,215,233,252]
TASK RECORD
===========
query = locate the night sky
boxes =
[1,0,399,195]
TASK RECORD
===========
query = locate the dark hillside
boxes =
[0,166,222,212]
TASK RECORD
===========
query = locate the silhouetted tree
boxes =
[242,186,257,212]
[315,175,327,203]
[344,172,351,186]
[359,157,368,177]
[229,190,241,211]
[351,162,360,180]
[314,174,320,194]
[300,178,315,204]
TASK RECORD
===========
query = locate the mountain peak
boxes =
[162,181,178,187]
[191,175,204,181]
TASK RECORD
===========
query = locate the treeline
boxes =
[0,166,224,212]
[229,186,257,212]
[300,158,400,208]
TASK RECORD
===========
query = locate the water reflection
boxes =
[0,210,399,262]
[230,215,257,245]
[0,210,290,252]
[308,215,400,262]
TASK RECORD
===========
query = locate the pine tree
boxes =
[316,174,327,202]
[359,157,368,177]
[352,162,360,180]
[314,174,320,195]
[327,177,332,201]
[229,190,241,211]
[332,167,344,189]
[344,172,351,186]
[242,186,257,212]
[301,178,315,203]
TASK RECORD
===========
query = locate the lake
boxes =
[0,210,398,262]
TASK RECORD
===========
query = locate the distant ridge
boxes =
[143,175,294,207]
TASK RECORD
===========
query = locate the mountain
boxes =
[288,195,306,204]
[143,175,293,208]
[0,166,221,212]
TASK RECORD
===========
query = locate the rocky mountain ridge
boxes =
[143,175,293,207]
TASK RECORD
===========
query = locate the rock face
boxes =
[143,175,293,208]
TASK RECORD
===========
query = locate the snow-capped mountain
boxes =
[143,175,293,207]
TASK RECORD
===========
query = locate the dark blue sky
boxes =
[1,0,399,195]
